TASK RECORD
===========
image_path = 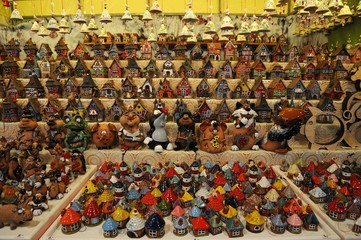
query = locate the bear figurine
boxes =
[118,106,144,150]
[174,111,197,151]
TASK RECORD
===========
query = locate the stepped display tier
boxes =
[273,166,361,240]
[40,165,340,240]
[0,165,97,240]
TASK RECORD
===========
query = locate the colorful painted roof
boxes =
[165,167,178,178]
[127,188,141,200]
[305,212,319,225]
[126,212,145,231]
[97,188,114,205]
[256,176,271,188]
[180,191,194,202]
[189,206,202,218]
[161,187,178,202]
[173,215,189,229]
[206,196,224,212]
[60,208,81,225]
[214,174,227,186]
[83,200,102,218]
[158,199,170,211]
[271,214,287,227]
[229,186,245,201]
[288,164,301,175]
[195,186,210,199]
[282,186,296,199]
[145,213,165,230]
[232,162,243,174]
[283,198,302,214]
[226,217,244,231]
[171,205,185,217]
[272,179,286,192]
[219,205,237,219]
[141,192,158,205]
[264,188,280,202]
[309,187,327,198]
[102,217,118,231]
[112,206,129,221]
[287,214,303,226]
[82,180,98,194]
[338,186,351,196]
[209,215,223,228]
[191,216,210,230]
[328,198,347,213]
[214,185,226,195]
[245,210,265,225]
[151,187,162,198]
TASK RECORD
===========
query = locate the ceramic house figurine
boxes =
[46,77,63,100]
[138,78,155,98]
[112,206,129,229]
[102,217,118,237]
[24,73,45,99]
[54,37,69,60]
[287,213,303,234]
[126,209,146,238]
[209,215,223,235]
[198,60,215,78]
[142,60,160,78]
[55,57,73,78]
[245,210,265,233]
[69,41,91,60]
[178,59,196,78]
[108,59,123,78]
[126,57,141,77]
[25,99,42,121]
[225,217,244,238]
[22,57,40,78]
[174,111,197,151]
[158,78,173,98]
[101,80,118,98]
[199,119,227,153]
[2,58,19,78]
[352,216,361,233]
[215,79,230,99]
[207,42,221,60]
[191,216,210,237]
[43,100,64,121]
[327,198,347,221]
[119,105,144,150]
[23,38,38,60]
[173,215,189,236]
[270,214,287,234]
[81,71,99,98]
[1,98,20,122]
[60,208,82,234]
[175,77,192,98]
[216,99,232,123]
[91,57,108,78]
[196,79,210,98]
[38,43,53,60]
[63,78,78,98]
[5,38,21,60]
[145,213,165,238]
[6,77,23,101]
[86,99,105,122]
[83,200,103,226]
[162,59,176,77]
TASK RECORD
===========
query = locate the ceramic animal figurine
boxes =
[231,102,259,151]
[0,137,15,182]
[119,106,144,150]
[174,111,197,151]
[144,108,173,153]
[259,101,307,153]
[64,113,90,153]
[90,123,117,149]
[16,110,43,152]
[45,113,66,153]
[70,152,86,176]
[27,192,49,216]
[199,119,227,153]
[0,204,33,230]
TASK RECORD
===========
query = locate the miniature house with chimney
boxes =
[196,79,210,98]
[300,45,317,63]
[108,42,120,60]
[220,60,234,79]
[254,44,270,61]
[178,59,196,78]
[138,78,154,98]
[158,78,173,98]
[108,59,122,78]
[176,78,192,98]
[330,45,350,64]
[91,58,108,78]
[70,41,91,60]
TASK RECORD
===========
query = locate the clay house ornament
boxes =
[239,43,253,62]
[190,44,203,60]
[107,42,120,60]
[54,37,69,60]
[121,77,137,98]
[42,100,64,120]
[46,77,63,99]
[284,60,302,80]
[173,215,189,236]
[81,71,99,98]
[112,205,129,229]
[60,208,82,234]
[327,198,347,221]
[287,78,306,99]
[316,96,336,124]
[315,60,333,80]
[178,58,196,78]
[162,59,176,77]
[347,202,361,220]
[144,213,165,238]
[176,77,192,98]
[69,41,91,60]
[286,45,300,62]
[215,79,231,99]
[303,211,319,231]
[63,77,78,98]
[353,217,361,233]
[139,40,152,60]
[331,59,348,80]
[25,99,42,121]
[270,214,288,234]
[23,38,38,60]
[245,210,265,233]
[22,57,41,78]
[330,45,351,64]
[86,98,105,122]
[324,79,344,100]
[224,40,237,61]
[124,41,138,59]
[6,77,23,101]
[126,57,141,77]
[39,57,55,78]
[195,99,213,122]
[303,62,316,80]
[38,43,53,60]
[91,57,108,78]
[287,213,303,234]
[138,78,154,98]
[1,97,20,122]
[254,93,272,123]
[309,187,327,203]
[300,44,317,63]
[1,58,19,78]
[5,38,20,60]
[191,216,210,237]
[173,99,189,121]
[134,101,148,121]
[225,217,244,238]
[106,99,123,122]
[55,57,73,78]
[102,217,118,238]
[220,60,234,79]
[317,44,331,62]
[267,78,287,99]
[196,79,210,97]
[126,210,146,238]
[142,59,160,78]
[254,43,270,61]
[306,80,322,100]
[250,60,267,79]
[108,59,123,78]
[250,77,267,99]
[232,78,251,99]
[24,73,45,98]
[207,42,221,61]
[156,44,171,60]
[198,60,216,78]
[174,39,187,60]
[100,80,118,98]
[271,44,285,62]
[158,78,174,98]
[234,60,251,79]
[74,58,89,78]
[266,62,285,79]
[83,200,103,226]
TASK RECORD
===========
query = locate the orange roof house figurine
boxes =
[140,40,152,60]
[224,40,237,61]
[108,59,123,78]
[60,208,82,234]
[70,41,91,60]
[208,42,221,61]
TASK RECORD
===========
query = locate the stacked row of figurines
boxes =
[11,98,307,156]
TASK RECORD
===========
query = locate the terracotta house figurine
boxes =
[60,208,82,234]
[226,217,244,238]
[54,37,69,60]
[102,217,118,238]
[69,41,91,60]
[108,42,120,60]
[140,40,152,60]
[86,99,105,122]
[196,79,210,98]
[300,45,317,63]
[254,43,270,61]
[126,210,146,238]
[286,45,300,62]
[330,45,351,64]
[220,60,234,79]
[107,100,123,122]
[158,78,173,98]
[207,42,221,60]
[224,40,237,61]
[232,78,251,99]
[55,57,73,78]
[173,215,189,236]
[5,38,21,60]
[126,57,141,77]
[287,214,303,234]
[23,57,40,78]
[91,57,108,78]
[162,59,176,77]
[270,214,287,234]
[108,60,123,78]
[267,78,287,99]
[83,200,103,226]
[23,38,38,60]
[327,198,347,221]
[251,77,267,99]
[234,60,250,79]
[245,210,265,233]
[101,80,118,98]
[1,58,19,78]
[198,60,216,78]
[38,43,53,60]
[46,77,63,100]
[145,213,165,238]
[176,77,192,98]
[74,58,89,77]
[251,60,267,79]
[191,216,210,237]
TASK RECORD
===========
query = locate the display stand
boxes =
[41,166,340,240]
[273,166,360,240]
[0,165,97,240]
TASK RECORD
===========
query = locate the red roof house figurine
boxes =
[70,41,91,60]
[207,42,221,60]
[108,59,123,78]
[158,78,174,98]
[191,216,210,237]
[224,40,237,61]
[83,200,103,226]
[327,198,347,221]
[60,208,82,234]
[175,77,192,98]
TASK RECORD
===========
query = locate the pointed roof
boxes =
[55,37,69,52]
[171,205,185,217]
[267,78,285,89]
[245,210,265,225]
[226,217,244,231]
[102,217,118,231]
[145,213,165,230]
[271,214,287,227]
[191,216,210,230]
[112,206,129,221]
[82,72,97,88]
[60,208,81,225]
[126,57,140,69]
[284,60,301,70]
[173,215,189,229]
[254,43,270,54]
[83,200,102,217]
[287,213,303,226]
